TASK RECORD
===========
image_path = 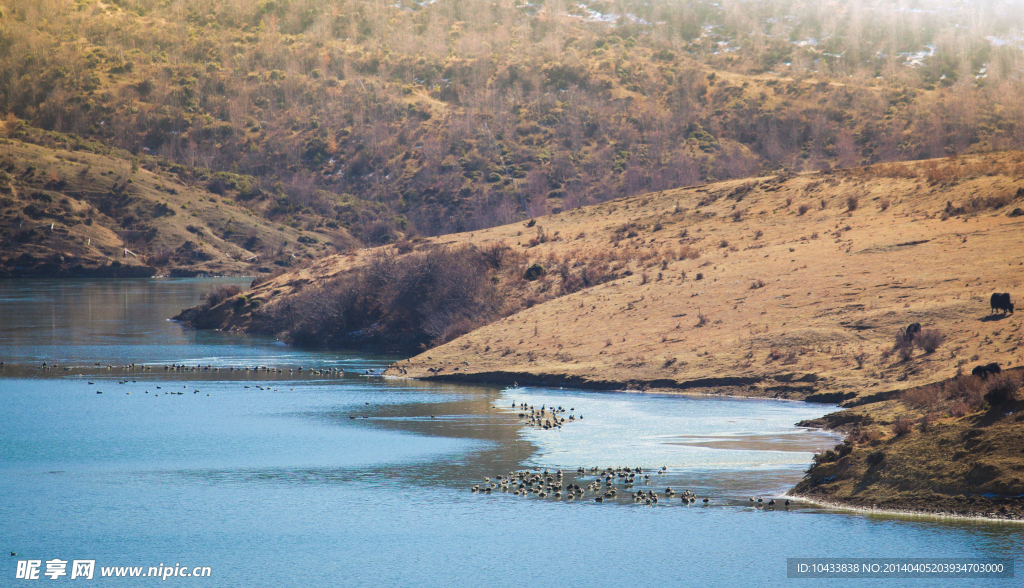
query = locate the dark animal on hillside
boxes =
[990,293,1014,315]
[971,363,1001,379]
[895,322,922,347]
[904,323,921,341]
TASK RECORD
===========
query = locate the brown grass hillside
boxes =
[187,150,1024,403]
[0,137,351,276]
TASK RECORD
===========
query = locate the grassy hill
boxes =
[178,148,1024,515]
[0,131,350,276]
[186,150,1024,397]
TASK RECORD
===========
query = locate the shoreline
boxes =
[784,493,1024,524]
[391,369,848,404]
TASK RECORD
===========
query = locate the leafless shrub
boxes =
[750,279,765,289]
[915,329,944,353]
[149,248,173,266]
[893,327,916,361]
[677,245,701,260]
[203,284,243,307]
[879,198,890,211]
[904,384,944,411]
[918,413,937,432]
[857,430,883,446]
[480,242,511,269]
[984,372,1022,406]
[949,374,987,408]
[890,416,914,437]
[896,342,914,361]
[797,203,809,215]
[853,351,868,368]
[950,401,971,418]
[846,195,859,211]
[695,310,708,327]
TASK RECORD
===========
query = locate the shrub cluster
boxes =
[903,370,1021,414]
[890,416,914,437]
[892,325,943,360]
[203,284,243,308]
[276,244,508,350]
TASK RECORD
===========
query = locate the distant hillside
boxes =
[0,134,350,277]
[2,0,1023,241]
[181,149,1024,400]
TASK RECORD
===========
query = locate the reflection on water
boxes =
[1,279,1022,588]
[0,278,395,369]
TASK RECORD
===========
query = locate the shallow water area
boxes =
[2,279,1022,587]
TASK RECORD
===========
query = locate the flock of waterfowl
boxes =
[472,466,793,509]
[1,361,355,396]
[21,361,351,376]
[513,401,582,430]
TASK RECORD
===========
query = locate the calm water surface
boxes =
[0,279,1020,587]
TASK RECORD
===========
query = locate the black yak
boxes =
[905,323,921,340]
[971,363,1001,379]
[990,293,1014,315]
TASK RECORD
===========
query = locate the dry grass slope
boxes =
[194,149,1024,402]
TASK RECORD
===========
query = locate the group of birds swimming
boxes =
[472,466,793,508]
[162,364,345,376]
[33,361,356,396]
[513,402,581,430]
[31,361,350,377]
[471,466,691,503]
[28,361,407,380]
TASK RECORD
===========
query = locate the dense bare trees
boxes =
[1,0,1023,242]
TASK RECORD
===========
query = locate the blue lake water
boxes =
[0,279,1020,587]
